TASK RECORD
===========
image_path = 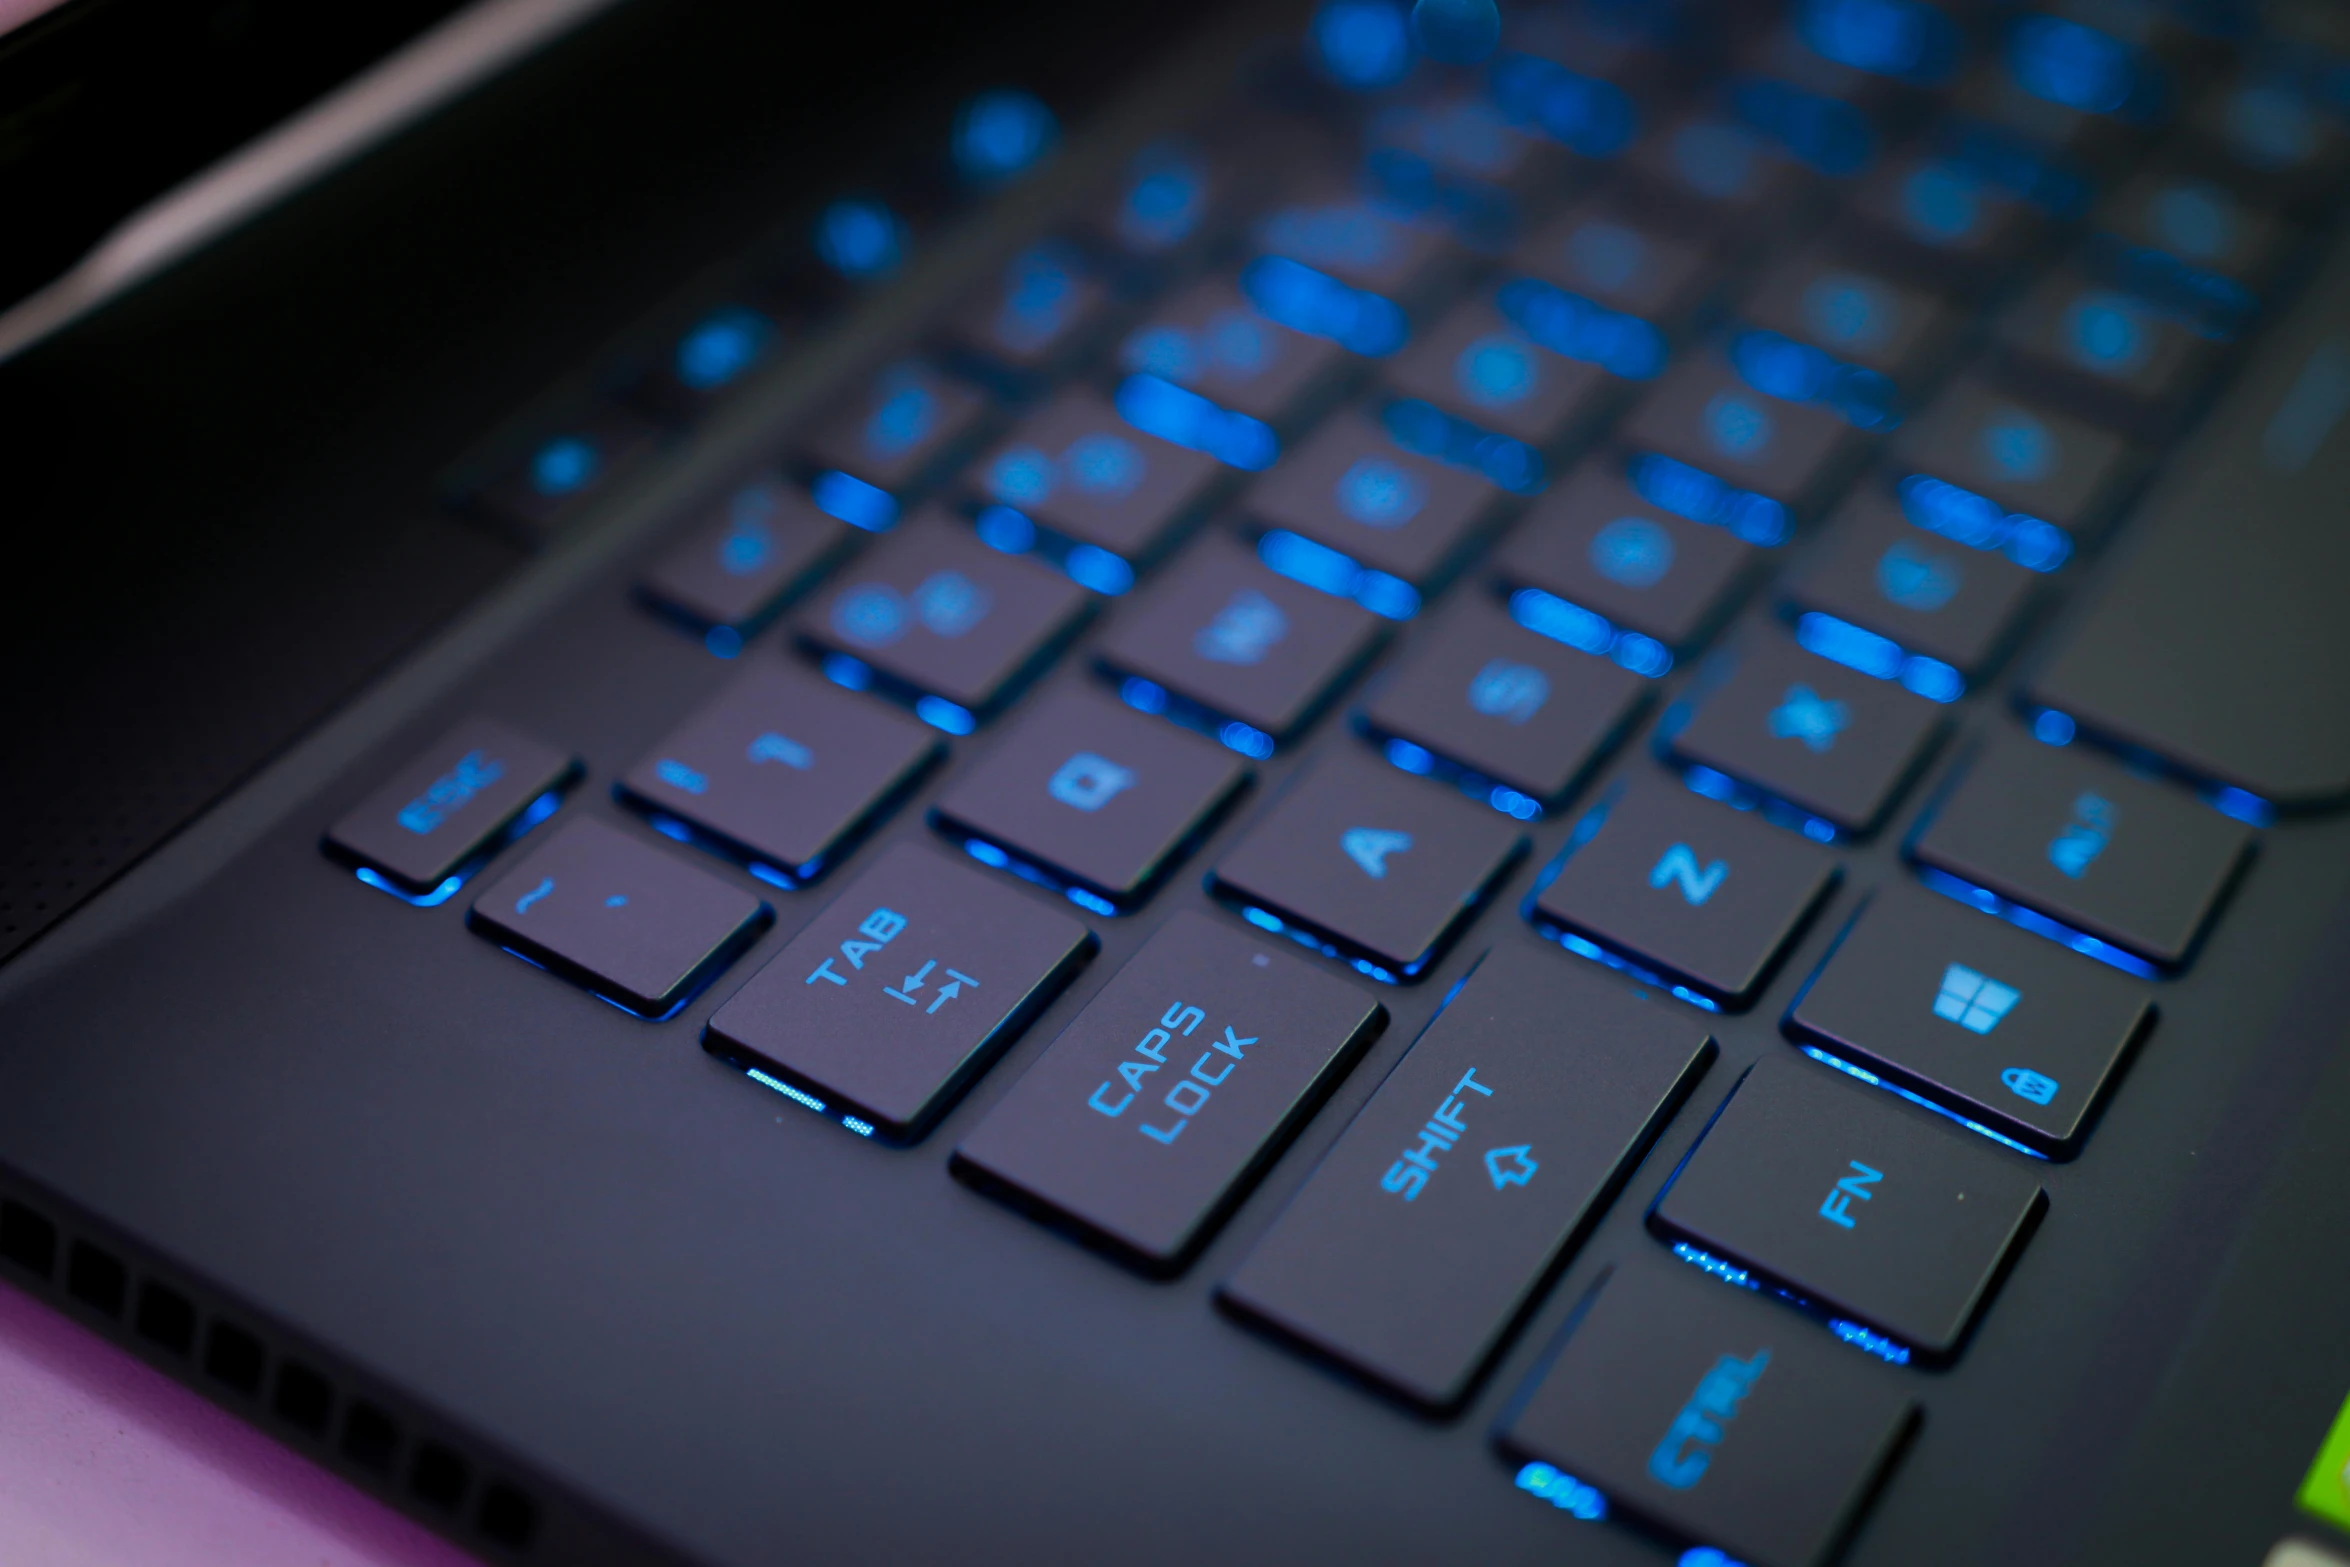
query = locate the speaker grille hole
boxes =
[0,1201,55,1278]
[343,1400,400,1472]
[274,1360,334,1434]
[412,1442,471,1512]
[67,1240,126,1316]
[136,1281,196,1355]
[480,1483,539,1551]
[205,1321,267,1394]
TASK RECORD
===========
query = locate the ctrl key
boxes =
[1498,1264,1917,1567]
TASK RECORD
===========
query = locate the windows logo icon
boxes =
[1933,964,2021,1034]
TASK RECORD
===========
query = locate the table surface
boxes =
[0,1278,475,1567]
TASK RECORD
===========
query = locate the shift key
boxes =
[953,912,1386,1276]
[1220,946,1715,1411]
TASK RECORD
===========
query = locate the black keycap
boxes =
[2093,168,2290,296]
[799,360,992,515]
[1952,64,2143,174]
[1208,753,1526,983]
[1081,137,1238,268]
[1782,491,2039,676]
[1650,1058,2046,1364]
[1093,535,1386,745]
[1243,416,1500,590]
[952,910,1387,1274]
[1620,110,1812,238]
[636,475,850,636]
[1667,637,1946,835]
[1368,89,1568,208]
[1618,359,1862,516]
[630,302,781,424]
[796,514,1092,724]
[1846,145,2047,280]
[1908,734,2255,970]
[943,241,1114,379]
[616,662,940,886]
[1507,201,1723,337]
[1496,467,1760,651]
[1380,299,1617,447]
[1532,775,1841,1009]
[1785,887,2157,1158]
[2183,71,2347,212]
[1497,1261,1918,1567]
[468,409,660,547]
[1891,378,2138,548]
[1118,277,1349,430]
[1995,271,2222,436]
[1739,252,1961,388]
[970,388,1224,566]
[1355,594,1646,808]
[703,841,1095,1140]
[324,718,581,902]
[1252,187,1461,307]
[467,816,772,1018]
[1220,946,1715,1411]
[929,686,1250,912]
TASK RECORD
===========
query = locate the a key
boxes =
[1532,774,1842,1009]
[1207,753,1526,983]
[468,409,661,547]
[1892,378,2140,549]
[703,840,1095,1140]
[1367,89,1569,210]
[636,474,850,636]
[1494,466,1761,651]
[324,718,581,903]
[1242,416,1502,590]
[929,685,1250,912]
[1993,272,2221,435]
[615,662,941,886]
[1650,1057,2047,1364]
[1117,277,1349,430]
[1844,143,2050,282]
[1496,1260,1919,1567]
[1952,59,2146,173]
[969,388,1225,569]
[795,514,1093,726]
[1782,491,2040,676]
[952,910,1387,1274]
[1738,250,1962,389]
[1092,534,1387,746]
[1784,885,2157,1158]
[1620,110,1813,239]
[1080,138,1236,269]
[1220,945,1715,1411]
[1379,298,1619,448]
[630,303,781,425]
[942,241,1114,380]
[1505,200,1722,338]
[1355,593,1647,809]
[799,360,992,526]
[2092,167,2289,302]
[467,816,772,1018]
[2182,67,2347,213]
[1617,358,1863,517]
[1251,187,1462,310]
[1666,636,1947,835]
[1908,733,2255,970]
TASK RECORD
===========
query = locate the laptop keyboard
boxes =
[318,1,2350,1561]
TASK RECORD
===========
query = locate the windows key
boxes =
[704,841,1095,1141]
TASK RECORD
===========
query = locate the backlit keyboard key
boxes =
[1782,491,2039,676]
[1506,201,1722,338]
[1786,886,2156,1158]
[325,719,580,902]
[1497,1260,1918,1567]
[1208,753,1525,983]
[2183,69,2347,212]
[1738,251,1962,388]
[1494,466,1760,650]
[1621,110,1812,238]
[953,910,1386,1274]
[704,840,1095,1140]
[1994,271,2221,434]
[1380,298,1618,447]
[1532,775,1841,1008]
[1355,593,1646,808]
[970,388,1224,567]
[1618,359,1863,517]
[1243,417,1501,590]
[797,514,1092,724]
[1665,636,1946,835]
[616,662,940,886]
[800,361,992,525]
[467,816,772,1018]
[1908,734,2255,970]
[1118,277,1348,430]
[636,474,850,635]
[631,303,781,424]
[930,686,1249,912]
[1252,187,1462,308]
[469,409,660,547]
[1845,145,2049,282]
[943,241,1114,380]
[2093,167,2290,298]
[1221,945,1715,1410]
[1651,1058,2046,1364]
[1892,377,2139,548]
[1093,535,1386,744]
[1082,138,1235,268]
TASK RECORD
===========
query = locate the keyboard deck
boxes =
[11,2,2350,1564]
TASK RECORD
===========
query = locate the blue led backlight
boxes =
[1730,77,1876,176]
[1240,256,1408,357]
[1494,279,1665,379]
[1514,1463,1606,1521]
[1410,0,1499,64]
[1629,455,1790,546]
[1062,545,1135,596]
[1117,144,1208,252]
[1489,52,1635,157]
[1896,474,2069,571]
[1258,530,1419,619]
[954,90,1058,184]
[1381,399,1542,493]
[1798,0,1956,83]
[1114,374,1278,470]
[1312,0,1413,90]
[1508,589,1673,676]
[1795,613,1963,702]
[815,199,906,279]
[2007,15,2148,118]
[675,306,774,392]
[529,436,599,497]
[811,471,897,533]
